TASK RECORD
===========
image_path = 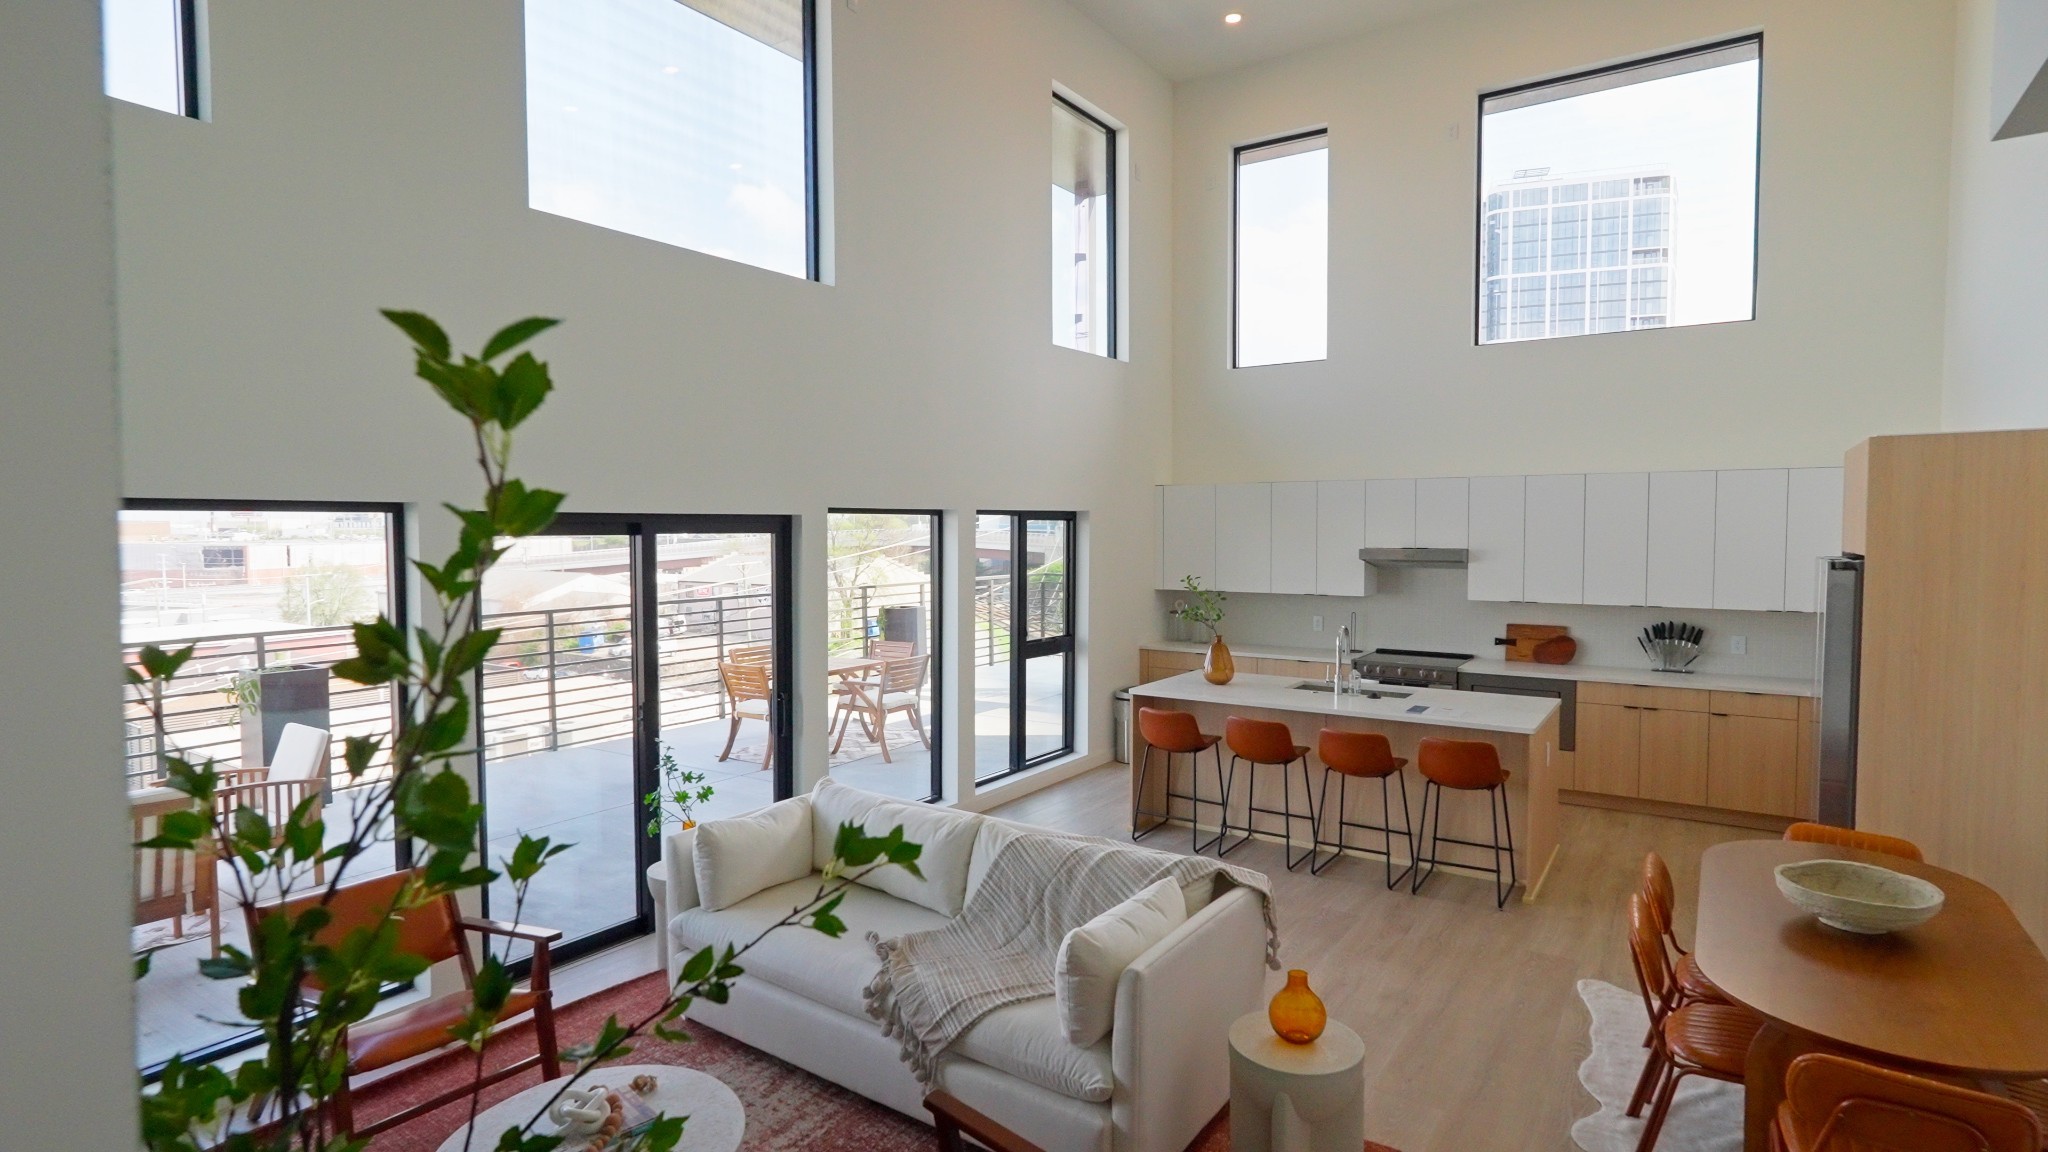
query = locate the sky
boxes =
[1481,59,1761,326]
[102,0,182,113]
[1237,146,1331,367]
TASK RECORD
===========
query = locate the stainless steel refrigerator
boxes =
[1816,556,1864,827]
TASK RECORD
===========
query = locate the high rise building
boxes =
[1479,169,1675,343]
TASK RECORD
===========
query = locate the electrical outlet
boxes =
[1730,635,1747,655]
[1312,615,1324,633]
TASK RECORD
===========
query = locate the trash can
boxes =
[1112,687,1133,764]
[880,605,925,652]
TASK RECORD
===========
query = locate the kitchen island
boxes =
[1131,671,1564,902]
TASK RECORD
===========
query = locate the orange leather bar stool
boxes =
[1131,707,1227,855]
[1220,716,1317,871]
[1309,729,1414,889]
[1772,1053,2042,1152]
[1783,821,1924,863]
[1412,737,1517,908]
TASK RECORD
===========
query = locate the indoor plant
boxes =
[645,741,715,835]
[1170,575,1233,684]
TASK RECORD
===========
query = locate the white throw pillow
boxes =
[809,778,980,917]
[693,795,814,912]
[1054,877,1188,1047]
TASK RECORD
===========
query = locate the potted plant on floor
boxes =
[1172,575,1233,684]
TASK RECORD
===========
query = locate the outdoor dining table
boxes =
[827,656,882,680]
[1692,839,2048,1150]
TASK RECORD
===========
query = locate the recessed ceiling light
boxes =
[1224,12,1243,24]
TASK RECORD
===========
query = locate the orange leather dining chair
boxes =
[1310,729,1414,889]
[1783,822,1924,862]
[1640,852,1728,1009]
[249,870,563,1139]
[1132,707,1226,854]
[1412,737,1516,907]
[1626,891,1763,1152]
[1772,1053,2042,1152]
[1221,716,1317,871]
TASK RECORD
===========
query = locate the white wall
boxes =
[1169,0,1955,483]
[1943,0,2048,430]
[108,0,1173,803]
[0,0,136,1143]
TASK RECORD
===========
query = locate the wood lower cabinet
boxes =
[1138,649,1204,684]
[1707,713,1800,816]
[1576,702,1641,797]
[1638,707,1710,806]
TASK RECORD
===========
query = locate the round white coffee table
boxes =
[1227,1013,1366,1152]
[434,1063,743,1152]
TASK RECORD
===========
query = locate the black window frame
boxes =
[976,512,1077,784]
[828,508,946,803]
[1230,127,1330,370]
[1052,93,1119,360]
[1472,33,1764,347]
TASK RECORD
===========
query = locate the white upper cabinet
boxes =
[1160,485,1216,590]
[1523,473,1586,604]
[1270,482,1319,595]
[1363,479,1417,548]
[1415,478,1471,548]
[1783,467,1845,613]
[1583,472,1650,606]
[1314,480,1374,598]
[1214,483,1273,593]
[1713,469,1790,611]
[1467,475,1526,602]
[1647,471,1717,609]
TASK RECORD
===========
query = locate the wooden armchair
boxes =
[717,659,774,769]
[218,723,331,879]
[132,787,217,954]
[249,870,562,1139]
[926,1090,1043,1152]
[832,653,930,763]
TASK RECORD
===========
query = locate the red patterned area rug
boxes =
[362,972,1400,1152]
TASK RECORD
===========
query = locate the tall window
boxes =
[974,514,1076,782]
[102,0,200,117]
[525,0,817,279]
[828,512,943,802]
[1234,131,1329,368]
[1478,37,1761,344]
[1052,96,1116,357]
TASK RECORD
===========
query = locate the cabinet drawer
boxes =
[1579,681,1711,713]
[1709,691,1801,720]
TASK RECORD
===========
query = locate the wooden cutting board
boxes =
[1499,624,1576,664]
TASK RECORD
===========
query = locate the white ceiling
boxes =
[1064,0,1491,82]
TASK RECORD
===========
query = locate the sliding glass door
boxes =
[974,513,1075,782]
[478,514,791,963]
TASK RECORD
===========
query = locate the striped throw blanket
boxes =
[862,832,1278,1086]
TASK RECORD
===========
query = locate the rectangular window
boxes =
[1234,131,1329,368]
[827,511,943,802]
[525,0,817,279]
[974,513,1075,782]
[1477,36,1760,344]
[103,0,200,117]
[1052,97,1116,358]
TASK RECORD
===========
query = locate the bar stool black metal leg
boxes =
[1191,745,1227,855]
[1309,770,1341,875]
[1282,757,1314,871]
[1499,783,1518,907]
[1216,755,1253,857]
[1382,773,1418,891]
[1411,780,1437,893]
[1489,782,1507,908]
[1131,746,1159,841]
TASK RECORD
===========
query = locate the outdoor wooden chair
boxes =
[217,723,330,881]
[248,870,562,1139]
[717,659,774,769]
[132,786,218,956]
[831,639,917,741]
[832,653,930,763]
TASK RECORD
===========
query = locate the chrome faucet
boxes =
[1335,624,1353,693]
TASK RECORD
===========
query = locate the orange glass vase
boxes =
[1203,635,1235,685]
[1268,969,1326,1044]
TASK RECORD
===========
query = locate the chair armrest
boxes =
[924,1090,1044,1152]
[1111,886,1268,1152]
[459,917,565,945]
[663,825,701,925]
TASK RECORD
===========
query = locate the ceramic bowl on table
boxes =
[1774,859,1945,934]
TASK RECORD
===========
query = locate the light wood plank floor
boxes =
[988,764,1771,1152]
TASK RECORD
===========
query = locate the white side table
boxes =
[1227,1012,1366,1152]
[646,861,670,972]
[435,1063,743,1152]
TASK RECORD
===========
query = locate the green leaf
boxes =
[137,643,197,681]
[503,833,571,884]
[334,616,410,685]
[680,945,715,985]
[494,1127,567,1152]
[641,1115,687,1152]
[442,627,502,679]
[472,955,513,1017]
[417,699,470,753]
[490,479,566,538]
[381,309,451,359]
[479,316,561,363]
[139,808,210,850]
[492,350,554,430]
[342,734,380,778]
[198,950,252,980]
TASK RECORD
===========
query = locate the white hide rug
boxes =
[1572,979,1744,1152]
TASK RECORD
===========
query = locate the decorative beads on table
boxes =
[628,1073,658,1096]
[581,1093,626,1152]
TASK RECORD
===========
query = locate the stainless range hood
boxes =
[1359,547,1469,569]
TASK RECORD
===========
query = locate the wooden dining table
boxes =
[1692,839,2048,1150]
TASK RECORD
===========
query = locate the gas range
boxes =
[1350,648,1474,689]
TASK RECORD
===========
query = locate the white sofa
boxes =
[663,780,1268,1152]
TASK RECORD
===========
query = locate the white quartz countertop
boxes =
[1140,642,1814,698]
[1131,671,1559,736]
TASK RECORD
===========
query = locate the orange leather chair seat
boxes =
[1225,716,1307,765]
[1663,1001,1763,1078]
[1416,737,1508,791]
[1676,953,1727,1005]
[348,988,539,1073]
[1137,707,1220,756]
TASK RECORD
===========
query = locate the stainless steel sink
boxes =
[1290,682,1411,699]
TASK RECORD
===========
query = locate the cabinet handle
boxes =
[1623,705,1639,711]
[1712,712,1729,717]
[1643,707,1660,712]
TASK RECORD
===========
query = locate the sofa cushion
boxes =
[953,996,1113,1103]
[670,874,950,1018]
[967,817,1213,916]
[1054,878,1186,1046]
[693,795,813,912]
[809,779,980,917]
